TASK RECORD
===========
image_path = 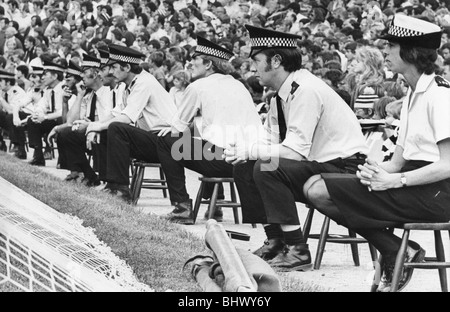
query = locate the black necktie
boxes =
[5,92,8,103]
[112,90,116,108]
[276,94,287,142]
[51,90,55,113]
[89,92,97,121]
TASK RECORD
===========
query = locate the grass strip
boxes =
[0,151,325,292]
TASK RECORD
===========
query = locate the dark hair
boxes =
[117,62,143,74]
[32,1,44,9]
[255,48,303,72]
[399,44,438,75]
[32,15,42,27]
[16,65,29,77]
[149,51,165,67]
[81,1,94,12]
[138,13,149,27]
[148,39,161,49]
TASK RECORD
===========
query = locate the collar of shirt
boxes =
[126,75,139,93]
[414,72,435,94]
[277,70,304,102]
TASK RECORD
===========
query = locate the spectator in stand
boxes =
[169,69,191,108]
[346,45,386,110]
[16,65,31,91]
[148,50,167,89]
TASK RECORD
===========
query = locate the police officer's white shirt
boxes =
[79,88,109,122]
[81,86,116,122]
[266,69,368,162]
[397,73,450,162]
[21,87,44,114]
[5,85,27,107]
[110,82,126,117]
[35,81,65,117]
[120,70,176,131]
[171,73,264,149]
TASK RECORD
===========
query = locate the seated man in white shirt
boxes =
[223,25,369,272]
[27,60,66,166]
[48,54,116,186]
[84,44,177,202]
[0,70,26,156]
[158,36,264,225]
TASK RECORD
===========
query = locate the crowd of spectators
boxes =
[1,0,450,162]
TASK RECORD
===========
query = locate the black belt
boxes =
[345,152,367,160]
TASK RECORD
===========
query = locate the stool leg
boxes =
[132,166,145,205]
[193,182,205,224]
[391,229,410,292]
[208,183,220,220]
[369,244,378,269]
[348,230,360,266]
[314,216,331,270]
[434,230,448,292]
[159,166,168,198]
[230,182,239,224]
[302,207,315,244]
[129,164,138,194]
[370,254,383,292]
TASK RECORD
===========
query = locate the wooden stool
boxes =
[303,205,378,270]
[192,177,244,225]
[129,161,168,205]
[371,222,450,292]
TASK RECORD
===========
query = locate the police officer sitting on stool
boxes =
[84,44,177,202]
[304,14,450,292]
[224,25,369,272]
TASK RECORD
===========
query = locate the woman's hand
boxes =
[357,158,399,191]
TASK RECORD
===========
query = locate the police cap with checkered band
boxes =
[81,54,102,69]
[379,14,442,49]
[0,70,15,79]
[97,48,110,66]
[43,60,66,73]
[192,36,234,60]
[245,24,302,58]
[31,66,44,76]
[66,60,83,78]
[108,44,145,65]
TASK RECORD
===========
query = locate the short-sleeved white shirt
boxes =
[171,73,264,149]
[120,70,176,131]
[266,69,368,162]
[35,81,65,117]
[397,73,450,162]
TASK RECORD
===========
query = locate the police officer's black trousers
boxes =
[57,126,97,180]
[233,157,364,225]
[105,122,159,186]
[157,131,233,204]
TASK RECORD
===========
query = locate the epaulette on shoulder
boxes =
[435,76,450,88]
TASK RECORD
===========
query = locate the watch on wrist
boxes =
[400,173,407,187]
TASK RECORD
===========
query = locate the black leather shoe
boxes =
[64,172,80,181]
[269,243,313,272]
[14,147,27,160]
[83,176,101,187]
[204,206,223,222]
[29,157,45,166]
[377,247,426,292]
[253,238,287,261]
[0,141,6,152]
[166,199,194,225]
[104,183,132,203]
